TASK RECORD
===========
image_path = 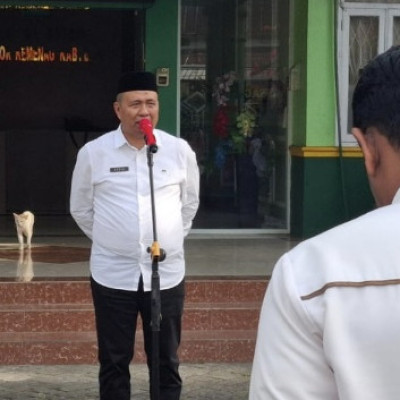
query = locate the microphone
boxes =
[139,118,158,153]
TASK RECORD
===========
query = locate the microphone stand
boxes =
[146,141,166,400]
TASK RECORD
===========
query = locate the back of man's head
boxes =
[352,45,400,148]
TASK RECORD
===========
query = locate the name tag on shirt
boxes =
[110,167,129,172]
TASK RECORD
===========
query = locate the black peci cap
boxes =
[117,71,158,95]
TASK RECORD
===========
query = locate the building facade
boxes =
[2,0,395,238]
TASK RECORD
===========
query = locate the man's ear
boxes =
[352,127,378,177]
[113,101,121,120]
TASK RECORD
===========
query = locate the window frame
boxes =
[338,2,400,145]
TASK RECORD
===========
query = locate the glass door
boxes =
[180,0,290,231]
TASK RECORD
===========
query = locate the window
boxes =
[338,2,400,144]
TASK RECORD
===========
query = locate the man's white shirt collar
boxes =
[392,187,400,204]
[113,124,162,150]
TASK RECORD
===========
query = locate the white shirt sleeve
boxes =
[180,142,200,237]
[70,145,94,239]
[249,253,338,400]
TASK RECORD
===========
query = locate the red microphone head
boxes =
[139,118,157,151]
[139,118,153,136]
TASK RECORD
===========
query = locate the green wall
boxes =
[290,0,374,237]
[291,156,375,238]
[146,0,179,135]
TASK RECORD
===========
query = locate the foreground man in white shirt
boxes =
[70,71,199,400]
[249,46,400,400]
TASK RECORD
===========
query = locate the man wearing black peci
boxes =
[70,71,200,400]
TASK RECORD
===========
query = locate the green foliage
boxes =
[230,128,246,153]
[236,109,256,137]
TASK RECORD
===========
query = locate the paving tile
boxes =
[0,363,252,399]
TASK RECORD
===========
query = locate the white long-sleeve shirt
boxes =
[249,189,400,400]
[70,126,199,291]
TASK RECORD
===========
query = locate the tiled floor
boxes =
[0,363,253,400]
[0,215,299,281]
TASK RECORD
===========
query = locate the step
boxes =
[0,277,269,364]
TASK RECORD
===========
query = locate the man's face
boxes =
[113,90,159,138]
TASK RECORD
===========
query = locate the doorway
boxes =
[0,7,144,215]
[180,0,290,231]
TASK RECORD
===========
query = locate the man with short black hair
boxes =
[249,46,400,399]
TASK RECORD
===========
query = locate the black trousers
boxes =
[90,276,185,400]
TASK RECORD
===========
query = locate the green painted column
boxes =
[291,0,336,146]
[291,0,308,146]
[306,0,336,146]
[145,0,179,135]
